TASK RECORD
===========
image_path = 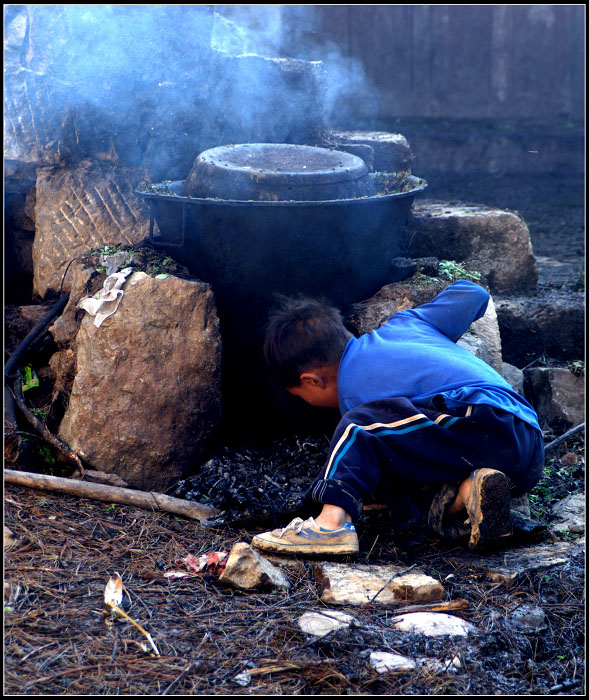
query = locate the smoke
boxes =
[211,5,380,127]
[5,5,379,177]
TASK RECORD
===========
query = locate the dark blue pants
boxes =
[306,397,545,521]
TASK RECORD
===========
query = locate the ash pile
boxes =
[172,435,331,525]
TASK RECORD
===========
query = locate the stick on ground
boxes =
[4,469,218,523]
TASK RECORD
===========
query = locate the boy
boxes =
[251,280,545,556]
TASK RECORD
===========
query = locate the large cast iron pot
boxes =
[138,145,426,341]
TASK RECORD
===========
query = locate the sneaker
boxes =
[251,517,359,556]
[466,468,513,549]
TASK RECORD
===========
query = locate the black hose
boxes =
[4,292,81,474]
[4,294,70,382]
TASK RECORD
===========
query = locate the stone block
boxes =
[197,52,326,154]
[324,130,413,173]
[523,367,585,431]
[4,5,214,177]
[32,163,150,299]
[406,202,538,294]
[495,294,585,367]
[58,271,222,491]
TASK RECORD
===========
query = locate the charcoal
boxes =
[174,435,331,525]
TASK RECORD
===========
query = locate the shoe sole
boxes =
[468,469,512,549]
[251,535,359,556]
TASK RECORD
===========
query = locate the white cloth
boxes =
[78,267,133,327]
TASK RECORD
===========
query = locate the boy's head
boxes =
[263,294,352,407]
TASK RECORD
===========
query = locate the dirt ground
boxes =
[4,171,585,695]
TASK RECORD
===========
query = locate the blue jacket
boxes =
[337,280,541,432]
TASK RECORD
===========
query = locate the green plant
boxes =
[38,444,56,466]
[438,260,482,283]
[567,360,584,377]
[30,407,49,422]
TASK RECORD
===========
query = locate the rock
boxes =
[523,367,585,432]
[4,5,214,177]
[506,604,547,633]
[501,362,525,395]
[419,655,462,674]
[49,262,96,347]
[550,493,585,534]
[346,277,450,335]
[451,539,586,585]
[58,271,222,491]
[456,295,503,374]
[389,257,418,283]
[324,130,413,173]
[370,651,417,673]
[218,543,291,591]
[414,257,440,277]
[455,332,493,369]
[406,202,538,294]
[369,650,462,674]
[4,63,75,165]
[298,610,357,637]
[32,163,150,299]
[313,562,444,606]
[84,470,129,488]
[495,294,584,366]
[48,261,120,429]
[391,612,477,637]
[561,452,582,466]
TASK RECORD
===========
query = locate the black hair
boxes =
[263,294,353,388]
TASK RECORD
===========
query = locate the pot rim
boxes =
[137,175,427,207]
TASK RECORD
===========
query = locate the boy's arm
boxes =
[400,279,490,341]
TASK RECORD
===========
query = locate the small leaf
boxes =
[104,573,124,606]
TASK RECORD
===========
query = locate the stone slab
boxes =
[313,562,444,606]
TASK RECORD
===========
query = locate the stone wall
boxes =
[278,5,585,123]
